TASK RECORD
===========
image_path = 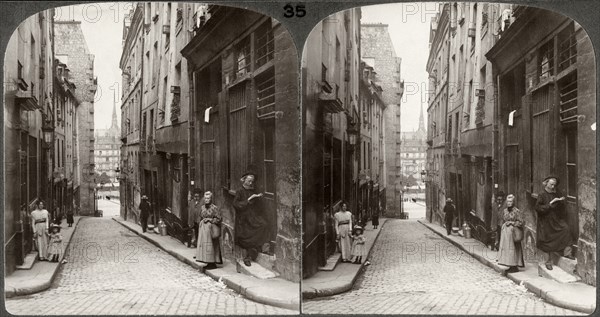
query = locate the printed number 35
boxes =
[283,4,306,18]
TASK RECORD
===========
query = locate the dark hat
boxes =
[543,175,560,185]
[49,224,61,232]
[241,164,259,179]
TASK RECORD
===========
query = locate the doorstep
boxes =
[419,219,596,314]
[112,217,299,310]
[5,217,83,298]
[302,218,388,299]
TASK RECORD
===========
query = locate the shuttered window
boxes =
[228,83,248,189]
[531,85,553,194]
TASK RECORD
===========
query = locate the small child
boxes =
[351,226,366,264]
[47,224,63,262]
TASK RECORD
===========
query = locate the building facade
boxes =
[94,104,120,195]
[361,23,404,217]
[53,58,79,218]
[119,4,143,223]
[358,60,386,223]
[425,5,450,224]
[487,5,596,286]
[399,105,427,194]
[426,3,596,287]
[4,9,56,274]
[181,5,300,282]
[119,3,301,282]
[302,8,362,278]
[55,20,97,216]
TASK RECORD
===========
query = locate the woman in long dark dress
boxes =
[497,194,524,273]
[195,191,222,269]
[233,171,269,267]
[372,203,381,229]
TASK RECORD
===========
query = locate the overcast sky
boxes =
[362,2,436,132]
[54,3,131,130]
[51,2,433,132]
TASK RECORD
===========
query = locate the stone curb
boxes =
[418,219,596,314]
[302,218,390,299]
[112,218,299,311]
[5,217,83,298]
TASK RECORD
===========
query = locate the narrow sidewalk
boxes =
[112,217,299,311]
[302,218,389,299]
[419,219,596,314]
[4,217,83,298]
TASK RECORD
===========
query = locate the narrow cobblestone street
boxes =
[5,217,295,315]
[303,219,583,315]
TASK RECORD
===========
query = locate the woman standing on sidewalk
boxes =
[195,191,222,270]
[31,200,50,261]
[334,202,353,263]
[497,194,524,273]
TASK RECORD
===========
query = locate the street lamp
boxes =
[42,117,55,215]
[347,117,359,148]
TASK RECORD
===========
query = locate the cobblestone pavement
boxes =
[303,219,583,315]
[5,217,295,315]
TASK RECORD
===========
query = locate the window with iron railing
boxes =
[256,68,275,120]
[558,71,577,125]
[558,22,577,73]
[254,21,274,69]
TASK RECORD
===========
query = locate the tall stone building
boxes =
[4,9,56,274]
[53,58,79,217]
[361,23,404,217]
[55,20,97,216]
[426,3,596,287]
[119,3,301,283]
[487,5,596,286]
[302,8,362,278]
[399,105,427,191]
[425,5,450,224]
[119,4,143,222]
[358,60,386,222]
[94,103,120,195]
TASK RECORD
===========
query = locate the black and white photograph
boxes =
[3,2,300,314]
[2,1,599,316]
[301,2,596,315]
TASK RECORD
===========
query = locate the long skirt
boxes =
[34,223,49,260]
[47,241,63,261]
[66,214,74,225]
[497,224,524,267]
[372,216,379,226]
[195,221,223,264]
[352,241,366,258]
[338,224,352,261]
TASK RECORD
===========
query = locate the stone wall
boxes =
[55,21,96,215]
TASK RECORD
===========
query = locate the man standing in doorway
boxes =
[139,195,151,233]
[233,170,269,267]
[535,176,574,270]
[444,198,456,235]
